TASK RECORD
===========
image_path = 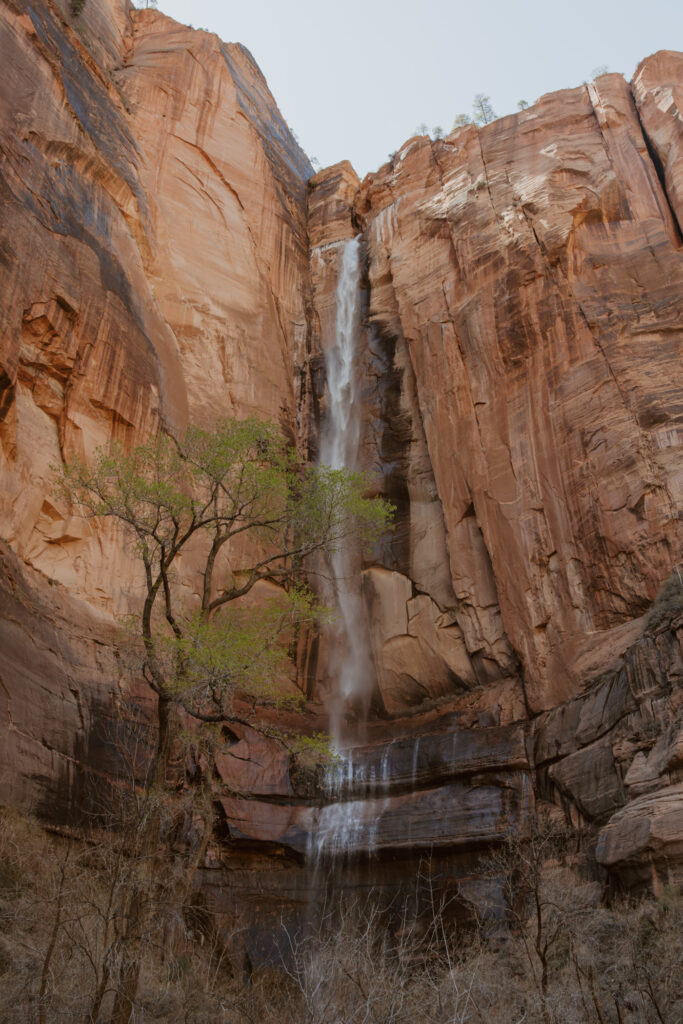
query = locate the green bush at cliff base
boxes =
[57,417,393,732]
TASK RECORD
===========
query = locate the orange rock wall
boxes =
[0,0,312,806]
[356,67,682,713]
[0,0,312,619]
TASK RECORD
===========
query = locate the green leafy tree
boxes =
[58,417,392,1020]
[60,418,391,778]
[432,125,444,140]
[517,99,529,110]
[472,93,497,125]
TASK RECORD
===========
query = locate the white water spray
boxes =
[320,237,363,472]
[319,236,375,744]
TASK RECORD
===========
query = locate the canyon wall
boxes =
[0,0,312,811]
[0,0,682,957]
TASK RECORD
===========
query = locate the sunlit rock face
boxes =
[0,0,311,804]
[0,0,682,959]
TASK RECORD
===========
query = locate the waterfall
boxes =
[319,236,375,746]
[308,235,392,867]
[319,237,363,471]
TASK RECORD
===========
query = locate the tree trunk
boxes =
[39,870,65,1024]
[153,692,174,790]
[108,692,175,1023]
[85,964,110,1024]
[110,951,141,1024]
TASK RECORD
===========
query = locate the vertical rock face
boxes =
[120,11,312,427]
[308,165,520,715]
[0,0,313,603]
[0,0,682,949]
[633,50,683,234]
[355,69,682,715]
[0,0,311,805]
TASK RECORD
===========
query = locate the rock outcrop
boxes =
[1,0,682,958]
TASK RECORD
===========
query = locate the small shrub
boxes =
[646,572,683,630]
[472,93,497,125]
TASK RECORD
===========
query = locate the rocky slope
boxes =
[0,0,681,958]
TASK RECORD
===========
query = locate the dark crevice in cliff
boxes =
[297,210,323,464]
[357,231,452,596]
[0,368,14,424]
[359,196,459,613]
[361,321,412,574]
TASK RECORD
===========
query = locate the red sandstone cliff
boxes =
[0,0,312,812]
[0,0,681,951]
[356,72,682,712]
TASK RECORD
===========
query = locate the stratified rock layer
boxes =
[0,0,682,957]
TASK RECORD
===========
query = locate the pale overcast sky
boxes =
[155,0,683,179]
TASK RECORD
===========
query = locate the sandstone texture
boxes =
[0,0,311,619]
[356,69,682,715]
[1,0,682,958]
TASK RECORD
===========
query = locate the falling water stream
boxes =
[319,236,375,745]
[310,235,384,864]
